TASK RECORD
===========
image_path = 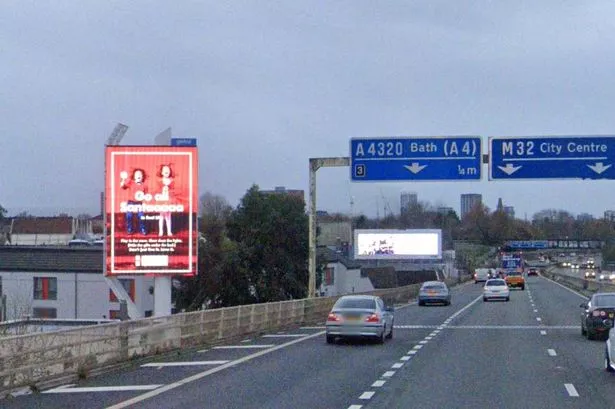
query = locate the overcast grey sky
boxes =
[2,1,615,219]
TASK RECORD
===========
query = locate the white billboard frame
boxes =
[353,229,442,260]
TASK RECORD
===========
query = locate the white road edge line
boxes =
[141,361,229,367]
[262,334,306,338]
[540,276,589,300]
[44,385,163,394]
[565,383,579,397]
[548,349,557,356]
[104,331,325,409]
[359,391,375,400]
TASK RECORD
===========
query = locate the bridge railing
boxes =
[0,275,471,395]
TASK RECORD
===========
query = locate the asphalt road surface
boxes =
[5,275,615,409]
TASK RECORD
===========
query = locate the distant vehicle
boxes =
[505,271,525,290]
[418,281,451,306]
[585,270,596,279]
[68,239,91,247]
[474,268,491,284]
[527,267,539,276]
[325,295,394,344]
[483,279,510,302]
[580,293,615,340]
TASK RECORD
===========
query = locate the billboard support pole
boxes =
[308,157,349,298]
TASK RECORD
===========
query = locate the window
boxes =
[32,307,57,318]
[109,279,135,302]
[324,267,334,286]
[33,277,58,300]
[109,310,121,319]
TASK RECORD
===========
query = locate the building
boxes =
[400,192,418,213]
[317,221,352,256]
[604,210,615,222]
[6,216,96,245]
[503,206,515,219]
[260,186,305,203]
[460,194,482,219]
[577,213,594,222]
[0,246,154,320]
[437,206,455,215]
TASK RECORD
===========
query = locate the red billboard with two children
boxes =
[105,146,198,276]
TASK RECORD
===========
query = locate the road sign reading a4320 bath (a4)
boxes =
[350,137,482,181]
[489,136,615,180]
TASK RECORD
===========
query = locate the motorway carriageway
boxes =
[5,275,615,409]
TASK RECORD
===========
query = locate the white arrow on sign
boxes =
[497,163,522,175]
[587,162,612,174]
[404,163,427,174]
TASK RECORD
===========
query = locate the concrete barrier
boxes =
[0,276,471,396]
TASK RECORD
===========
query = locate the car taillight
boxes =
[601,311,607,317]
[327,313,340,322]
[365,313,380,323]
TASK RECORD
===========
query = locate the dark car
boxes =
[580,292,615,340]
[527,267,539,276]
[418,281,451,306]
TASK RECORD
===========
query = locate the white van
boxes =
[474,268,491,283]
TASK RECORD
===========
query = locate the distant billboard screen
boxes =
[354,229,442,260]
[105,146,198,276]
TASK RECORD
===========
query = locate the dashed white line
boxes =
[541,330,547,335]
[534,309,538,313]
[425,336,433,340]
[400,356,411,361]
[419,340,428,344]
[372,380,386,387]
[359,392,375,400]
[548,349,557,356]
[382,371,395,378]
[348,405,363,409]
[536,317,542,322]
[565,383,579,397]
[413,345,423,350]
[408,350,418,355]
[392,363,404,369]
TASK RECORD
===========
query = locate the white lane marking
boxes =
[541,330,547,335]
[413,345,423,350]
[429,332,437,337]
[105,331,325,409]
[262,334,306,338]
[396,325,579,329]
[534,309,538,313]
[372,380,386,387]
[241,339,251,343]
[141,361,229,367]
[540,276,589,300]
[359,392,375,400]
[392,363,404,369]
[536,318,542,322]
[565,383,579,397]
[382,371,395,378]
[300,326,325,329]
[408,350,417,355]
[348,405,363,409]
[434,329,441,334]
[400,356,411,361]
[425,336,433,340]
[52,384,75,390]
[44,385,162,394]
[419,340,428,344]
[212,344,275,349]
[548,349,557,356]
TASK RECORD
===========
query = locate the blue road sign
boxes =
[171,138,197,147]
[350,137,482,181]
[489,136,615,180]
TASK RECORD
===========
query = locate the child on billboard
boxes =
[119,168,148,235]
[157,164,174,236]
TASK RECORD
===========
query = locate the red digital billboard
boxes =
[105,146,198,276]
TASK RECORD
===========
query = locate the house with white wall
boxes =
[0,246,154,320]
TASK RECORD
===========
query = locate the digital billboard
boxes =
[105,146,198,276]
[354,229,442,260]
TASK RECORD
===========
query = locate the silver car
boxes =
[418,281,451,306]
[325,295,394,344]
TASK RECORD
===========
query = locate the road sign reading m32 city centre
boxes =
[489,136,615,180]
[350,137,482,181]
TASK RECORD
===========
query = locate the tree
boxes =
[227,185,309,302]
[0,203,6,220]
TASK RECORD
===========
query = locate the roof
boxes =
[11,217,73,235]
[0,246,102,273]
[317,246,362,269]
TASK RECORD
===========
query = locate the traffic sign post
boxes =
[350,137,482,181]
[489,136,615,180]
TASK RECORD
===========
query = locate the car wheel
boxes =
[521,286,525,290]
[326,334,335,344]
[606,347,615,372]
[376,329,385,344]
[506,297,510,302]
[483,297,488,302]
[418,300,424,306]
[587,330,596,340]
[386,324,393,339]
[581,322,587,336]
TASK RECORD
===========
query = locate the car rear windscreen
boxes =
[335,299,377,309]
[486,280,506,286]
[422,284,445,290]
[593,294,615,307]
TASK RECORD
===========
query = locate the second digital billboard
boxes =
[354,229,442,260]
[105,146,198,276]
